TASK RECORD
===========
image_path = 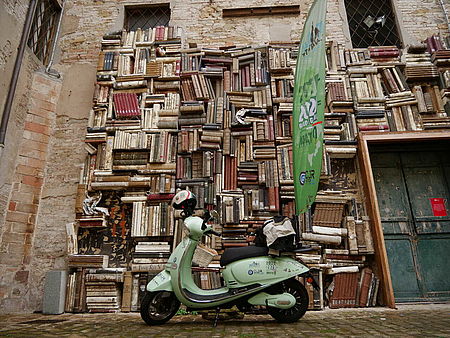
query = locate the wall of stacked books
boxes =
[66,26,450,312]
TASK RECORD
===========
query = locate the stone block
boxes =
[18,182,42,195]
[18,147,47,162]
[15,202,39,214]
[32,90,60,105]
[8,201,16,211]
[7,243,25,255]
[42,270,66,314]
[21,175,43,188]
[15,164,42,177]
[22,130,49,144]
[5,211,30,224]
[17,155,46,169]
[11,222,33,234]
[2,232,26,245]
[28,106,54,120]
[0,253,22,266]
[24,121,50,136]
[34,74,53,87]
[29,97,57,112]
[14,270,29,284]
[26,113,52,128]
[10,191,34,204]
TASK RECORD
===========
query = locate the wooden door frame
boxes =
[357,130,450,308]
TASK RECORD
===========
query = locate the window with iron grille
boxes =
[125,4,171,31]
[27,0,61,66]
[344,0,402,48]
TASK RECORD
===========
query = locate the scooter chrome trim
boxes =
[181,283,266,303]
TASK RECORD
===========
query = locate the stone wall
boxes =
[395,0,450,45]
[0,0,449,313]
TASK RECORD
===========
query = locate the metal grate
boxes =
[344,0,402,48]
[125,5,171,31]
[27,0,61,66]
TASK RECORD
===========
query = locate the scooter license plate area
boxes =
[227,256,309,285]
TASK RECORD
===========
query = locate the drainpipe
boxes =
[0,0,38,159]
[438,0,450,35]
[45,0,65,78]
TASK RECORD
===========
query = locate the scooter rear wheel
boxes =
[140,291,180,325]
[266,278,309,323]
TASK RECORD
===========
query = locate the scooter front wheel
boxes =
[140,291,180,325]
[267,278,309,323]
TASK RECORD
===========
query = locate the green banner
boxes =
[292,0,327,214]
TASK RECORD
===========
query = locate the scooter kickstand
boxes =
[213,307,220,327]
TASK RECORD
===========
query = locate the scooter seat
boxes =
[220,246,269,266]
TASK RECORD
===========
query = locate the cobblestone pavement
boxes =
[0,303,449,337]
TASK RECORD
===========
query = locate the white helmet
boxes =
[171,190,197,212]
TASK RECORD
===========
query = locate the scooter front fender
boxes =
[147,269,173,292]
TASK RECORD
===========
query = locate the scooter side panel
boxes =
[223,256,309,286]
[147,270,173,292]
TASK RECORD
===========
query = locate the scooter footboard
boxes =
[147,270,173,292]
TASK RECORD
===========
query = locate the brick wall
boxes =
[0,72,61,313]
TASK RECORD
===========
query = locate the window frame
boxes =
[124,3,171,31]
[27,0,61,66]
[342,0,404,49]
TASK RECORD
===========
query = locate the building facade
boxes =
[0,0,449,313]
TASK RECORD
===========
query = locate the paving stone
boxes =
[0,304,449,337]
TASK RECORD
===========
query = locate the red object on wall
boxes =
[430,198,447,217]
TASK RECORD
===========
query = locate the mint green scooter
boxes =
[140,198,316,325]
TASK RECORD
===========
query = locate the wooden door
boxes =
[370,143,450,302]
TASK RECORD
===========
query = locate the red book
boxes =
[115,93,124,117]
[123,93,140,117]
[147,193,175,201]
[124,93,131,117]
[175,60,181,76]
[245,65,251,87]
[78,219,105,227]
[232,157,237,190]
[274,186,280,212]
[116,93,126,118]
[176,157,182,179]
[224,156,230,190]
[119,93,127,117]
[267,187,275,211]
[370,50,399,57]
[358,268,373,307]
[163,132,170,162]
[330,272,359,308]
[426,37,437,54]
[132,94,140,115]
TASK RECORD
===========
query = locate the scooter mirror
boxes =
[209,210,219,220]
